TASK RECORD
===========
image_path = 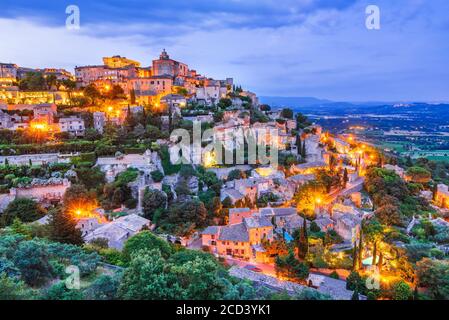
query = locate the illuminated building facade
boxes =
[103,55,141,69]
[0,63,18,86]
[152,49,189,78]
[435,184,449,209]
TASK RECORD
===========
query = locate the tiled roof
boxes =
[201,226,221,235]
[259,207,297,217]
[229,208,251,215]
[218,223,249,242]
[222,189,244,201]
[244,216,272,229]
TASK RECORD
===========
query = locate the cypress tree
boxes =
[377,252,383,272]
[142,105,147,126]
[130,88,136,105]
[351,289,360,300]
[413,286,419,300]
[343,168,349,188]
[358,227,364,269]
[296,134,302,154]
[298,217,309,259]
[301,141,307,158]
[49,208,83,246]
[432,184,438,201]
[352,246,357,270]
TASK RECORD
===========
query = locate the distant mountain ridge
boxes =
[259,96,334,108]
[259,96,449,111]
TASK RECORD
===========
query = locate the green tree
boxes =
[74,167,105,190]
[0,273,32,300]
[42,281,84,300]
[49,209,83,245]
[83,84,101,105]
[150,170,164,182]
[118,249,184,300]
[130,89,136,104]
[275,250,309,281]
[405,166,432,183]
[363,219,384,265]
[346,271,363,291]
[416,258,449,299]
[123,231,172,261]
[164,200,208,236]
[392,280,412,300]
[0,198,46,227]
[227,169,246,181]
[18,72,46,91]
[142,188,167,220]
[280,108,294,119]
[301,141,307,159]
[12,240,54,287]
[85,274,120,300]
[343,168,349,188]
[298,217,309,259]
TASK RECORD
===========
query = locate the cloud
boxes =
[0,0,448,101]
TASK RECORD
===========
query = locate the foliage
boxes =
[142,188,167,221]
[150,170,164,182]
[11,240,54,286]
[275,250,309,282]
[227,169,246,181]
[416,258,449,299]
[161,199,208,236]
[0,198,46,227]
[392,280,412,300]
[42,281,84,300]
[48,209,84,245]
[115,168,139,186]
[84,274,121,300]
[122,231,173,261]
[74,166,105,190]
[280,108,294,119]
[294,181,326,217]
[0,273,33,300]
[405,166,431,183]
[118,248,246,300]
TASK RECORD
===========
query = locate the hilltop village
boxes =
[0,52,449,300]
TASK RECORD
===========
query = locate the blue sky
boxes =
[1,0,448,102]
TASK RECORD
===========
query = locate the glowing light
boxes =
[315,197,322,205]
[68,201,106,224]
[32,123,47,130]
[104,84,111,91]
[255,167,274,177]
[203,151,217,168]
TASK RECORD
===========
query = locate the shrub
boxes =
[150,170,164,182]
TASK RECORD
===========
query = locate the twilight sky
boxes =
[0,0,448,102]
